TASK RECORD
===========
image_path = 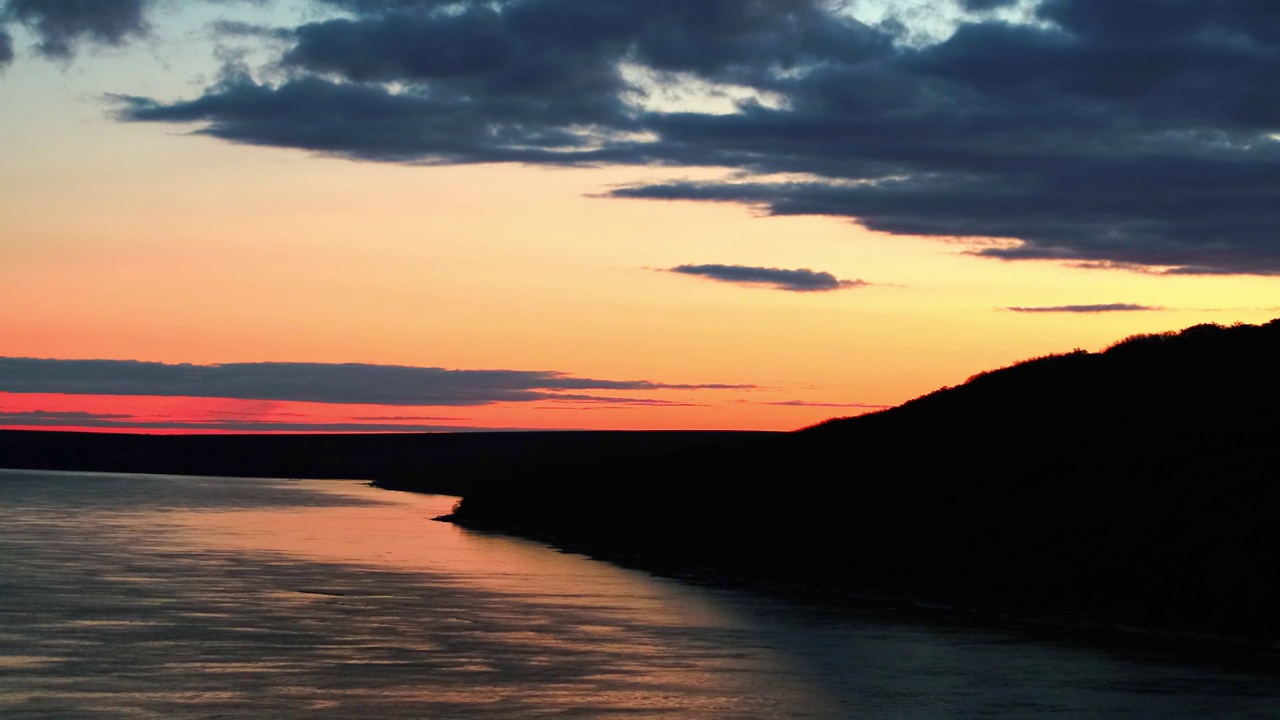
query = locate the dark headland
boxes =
[445,320,1280,652]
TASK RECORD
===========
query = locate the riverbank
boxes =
[442,321,1280,658]
[440,510,1280,672]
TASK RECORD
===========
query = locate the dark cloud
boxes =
[114,71,637,165]
[0,410,516,433]
[209,20,296,41]
[3,0,149,59]
[0,28,13,66]
[113,0,888,165]
[304,0,883,82]
[109,0,1280,275]
[0,358,753,406]
[0,410,132,422]
[1006,303,1163,313]
[960,0,1020,10]
[668,263,865,292]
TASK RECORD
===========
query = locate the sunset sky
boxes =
[3,0,1279,433]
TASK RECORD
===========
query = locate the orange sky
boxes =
[2,3,1278,433]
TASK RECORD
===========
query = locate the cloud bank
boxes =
[0,358,752,405]
[12,0,1280,275]
[1,0,149,61]
[0,410,516,433]
[1006,303,1162,313]
[668,264,865,292]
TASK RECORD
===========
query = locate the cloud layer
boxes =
[1,0,149,60]
[10,1,1280,274]
[668,264,865,292]
[0,410,515,433]
[0,358,751,405]
[1006,303,1162,313]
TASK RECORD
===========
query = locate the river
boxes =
[0,469,1275,718]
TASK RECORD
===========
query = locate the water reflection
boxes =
[0,469,1275,719]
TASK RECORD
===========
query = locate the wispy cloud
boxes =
[1006,304,1163,314]
[754,400,892,409]
[0,410,132,423]
[0,409,516,433]
[668,264,867,293]
[537,396,704,407]
[0,358,754,406]
[352,414,464,421]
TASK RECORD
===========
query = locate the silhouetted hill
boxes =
[0,430,773,496]
[449,320,1280,646]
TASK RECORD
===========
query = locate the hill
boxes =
[447,320,1280,646]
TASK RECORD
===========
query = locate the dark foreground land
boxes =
[0,430,772,496]
[447,320,1280,651]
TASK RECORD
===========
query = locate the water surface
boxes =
[0,469,1275,718]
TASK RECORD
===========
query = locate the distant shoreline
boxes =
[0,428,777,496]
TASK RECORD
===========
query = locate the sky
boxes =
[2,0,1279,434]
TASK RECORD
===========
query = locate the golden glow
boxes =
[3,45,1277,433]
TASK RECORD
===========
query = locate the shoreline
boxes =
[437,511,1280,673]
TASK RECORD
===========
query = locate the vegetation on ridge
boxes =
[450,320,1280,643]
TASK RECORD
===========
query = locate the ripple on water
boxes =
[0,469,1277,719]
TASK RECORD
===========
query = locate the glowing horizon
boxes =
[3,1,1279,433]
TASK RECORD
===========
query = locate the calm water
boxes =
[0,470,1276,719]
